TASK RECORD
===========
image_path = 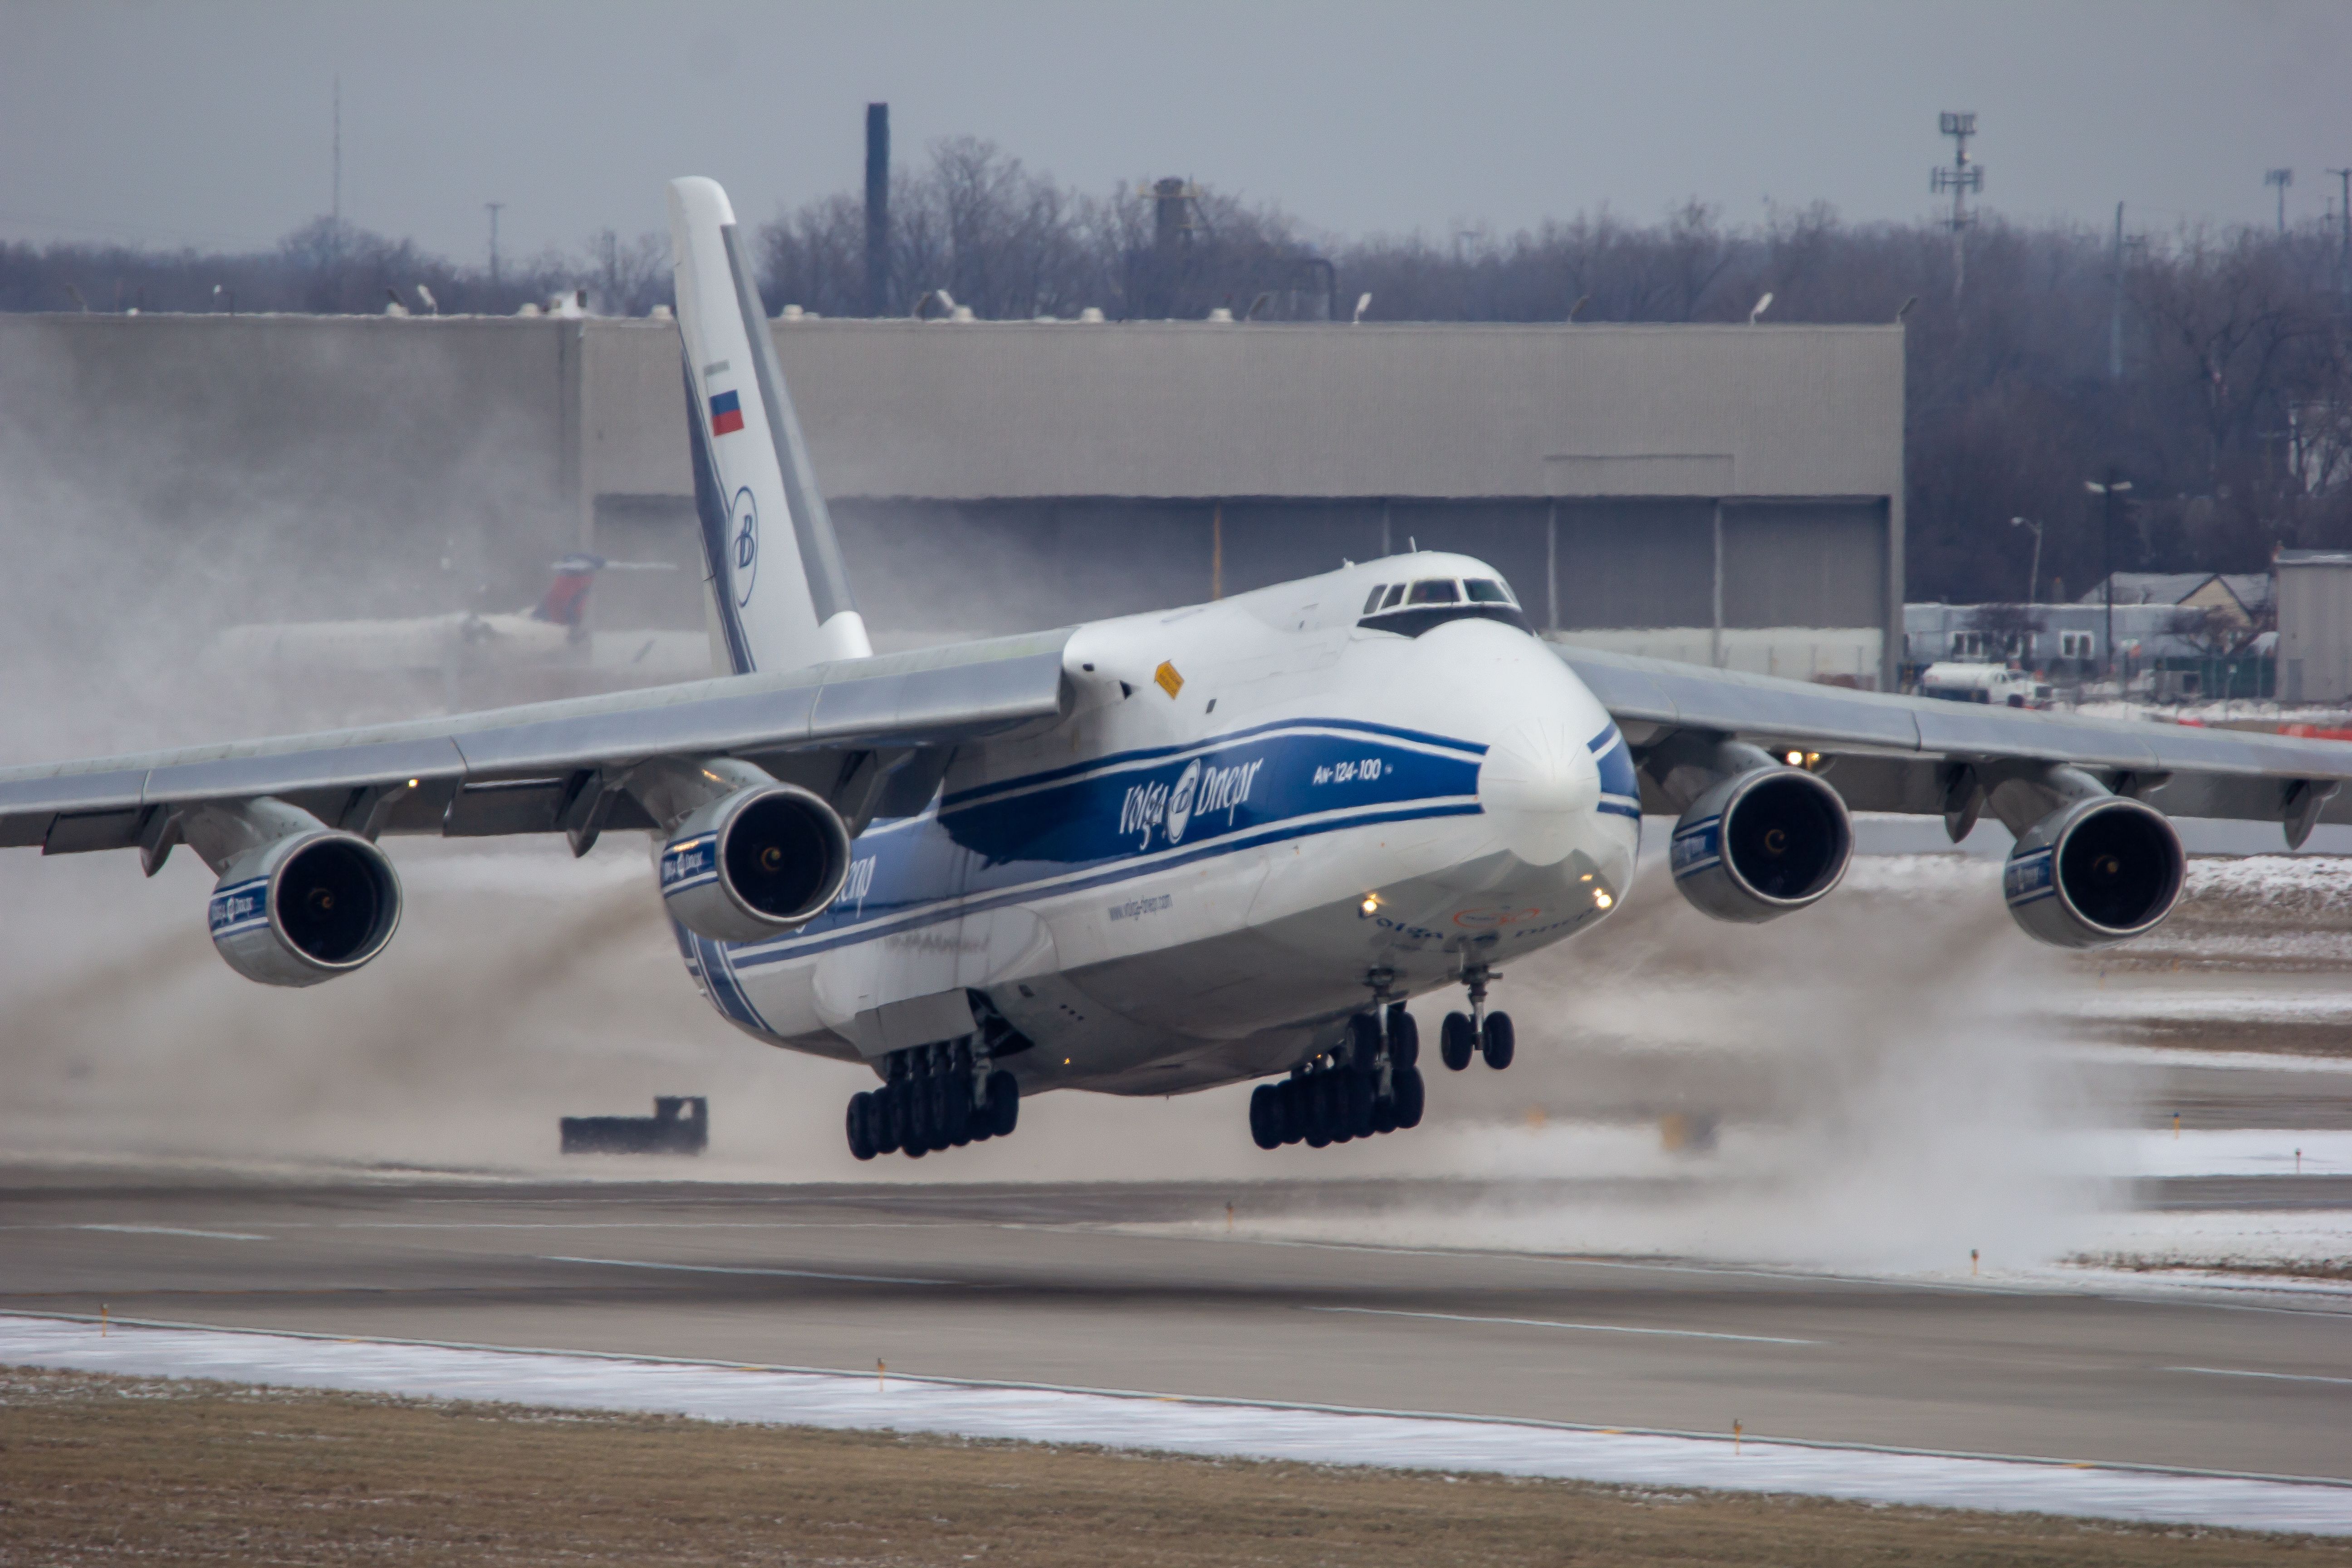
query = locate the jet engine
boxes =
[208,829,403,986]
[658,782,852,943]
[2002,794,2183,948]
[1669,764,1853,922]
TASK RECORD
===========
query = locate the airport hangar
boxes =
[0,313,1904,689]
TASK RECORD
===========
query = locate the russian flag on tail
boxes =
[708,388,744,436]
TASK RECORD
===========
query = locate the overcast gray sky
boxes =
[4,1,2347,263]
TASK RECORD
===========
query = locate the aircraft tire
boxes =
[1349,1011,1382,1064]
[1392,1065,1426,1128]
[1248,1084,1279,1150]
[1481,1012,1516,1070]
[1303,1077,1332,1147]
[1275,1080,1302,1144]
[1345,1067,1376,1136]
[909,1075,937,1149]
[985,1070,1019,1138]
[943,1076,973,1144]
[846,1093,877,1161]
[1387,1006,1420,1068]
[1369,1095,1398,1135]
[1440,1013,1475,1072]
[876,1084,906,1154]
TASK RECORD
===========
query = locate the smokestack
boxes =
[865,103,890,317]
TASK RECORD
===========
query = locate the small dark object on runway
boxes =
[560,1096,708,1155]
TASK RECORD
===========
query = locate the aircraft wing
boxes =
[0,629,1072,861]
[1558,644,2352,844]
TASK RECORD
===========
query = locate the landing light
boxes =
[1359,895,1380,916]
[1594,890,1614,909]
[1784,750,1804,767]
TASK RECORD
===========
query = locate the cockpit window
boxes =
[1465,578,1514,605]
[1406,579,1462,605]
[1361,585,1388,614]
[1381,583,1407,609]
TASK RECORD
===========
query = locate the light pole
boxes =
[2266,168,2293,234]
[2009,515,2043,604]
[2084,475,2133,684]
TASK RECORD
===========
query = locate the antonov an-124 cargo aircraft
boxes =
[7,177,2352,1161]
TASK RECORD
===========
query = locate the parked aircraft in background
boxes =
[212,554,710,701]
[9,176,2352,1168]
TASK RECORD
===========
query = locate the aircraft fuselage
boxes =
[676,552,1641,1097]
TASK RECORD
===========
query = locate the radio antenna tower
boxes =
[1932,112,1983,300]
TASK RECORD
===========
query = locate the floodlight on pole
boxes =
[1932,113,1984,299]
[2267,168,2293,233]
[1748,291,1774,324]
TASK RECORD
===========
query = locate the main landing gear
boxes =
[1438,961,1513,1072]
[845,1038,1019,1162]
[1249,991,1427,1152]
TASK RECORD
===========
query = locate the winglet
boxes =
[667,176,869,675]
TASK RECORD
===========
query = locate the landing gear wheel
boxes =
[1349,1012,1382,1060]
[984,1070,1019,1138]
[1276,1080,1303,1145]
[877,1083,906,1154]
[1387,1006,1420,1068]
[1481,1011,1516,1070]
[1303,1076,1333,1147]
[943,1076,973,1145]
[846,1092,877,1161]
[1440,1012,1475,1072]
[1249,1084,1280,1151]
[1346,1068,1376,1137]
[1392,1065,1426,1127]
[1369,1096,1398,1135]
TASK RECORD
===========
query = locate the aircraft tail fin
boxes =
[667,176,869,676]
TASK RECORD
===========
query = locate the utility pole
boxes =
[1932,112,1983,300]
[2267,168,2293,234]
[2329,168,2351,312]
[2108,202,2126,380]
[485,202,504,290]
[864,103,890,317]
[2086,473,2133,685]
[332,75,341,226]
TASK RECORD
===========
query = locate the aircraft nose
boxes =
[1477,719,1602,866]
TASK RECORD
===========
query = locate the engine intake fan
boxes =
[659,782,852,943]
[1670,765,1853,923]
[209,829,402,986]
[2003,794,2183,948]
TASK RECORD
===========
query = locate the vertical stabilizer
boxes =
[668,176,869,675]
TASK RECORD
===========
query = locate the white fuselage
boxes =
[675,554,1641,1098]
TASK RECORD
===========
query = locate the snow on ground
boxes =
[2,1315,2344,1535]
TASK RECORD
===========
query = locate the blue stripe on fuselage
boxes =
[724,720,1489,970]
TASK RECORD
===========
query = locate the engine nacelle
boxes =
[2003,794,2183,948]
[659,783,853,943]
[1669,766,1853,922]
[208,830,403,986]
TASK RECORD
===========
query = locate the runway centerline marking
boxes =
[539,1256,958,1287]
[1306,1306,1820,1346]
[74,1225,271,1242]
[2167,1365,2352,1387]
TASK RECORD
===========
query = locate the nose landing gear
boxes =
[847,1038,1019,1161]
[1440,961,1513,1071]
[1248,977,1426,1152]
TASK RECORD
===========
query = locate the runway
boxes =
[4,1170,2347,1486]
